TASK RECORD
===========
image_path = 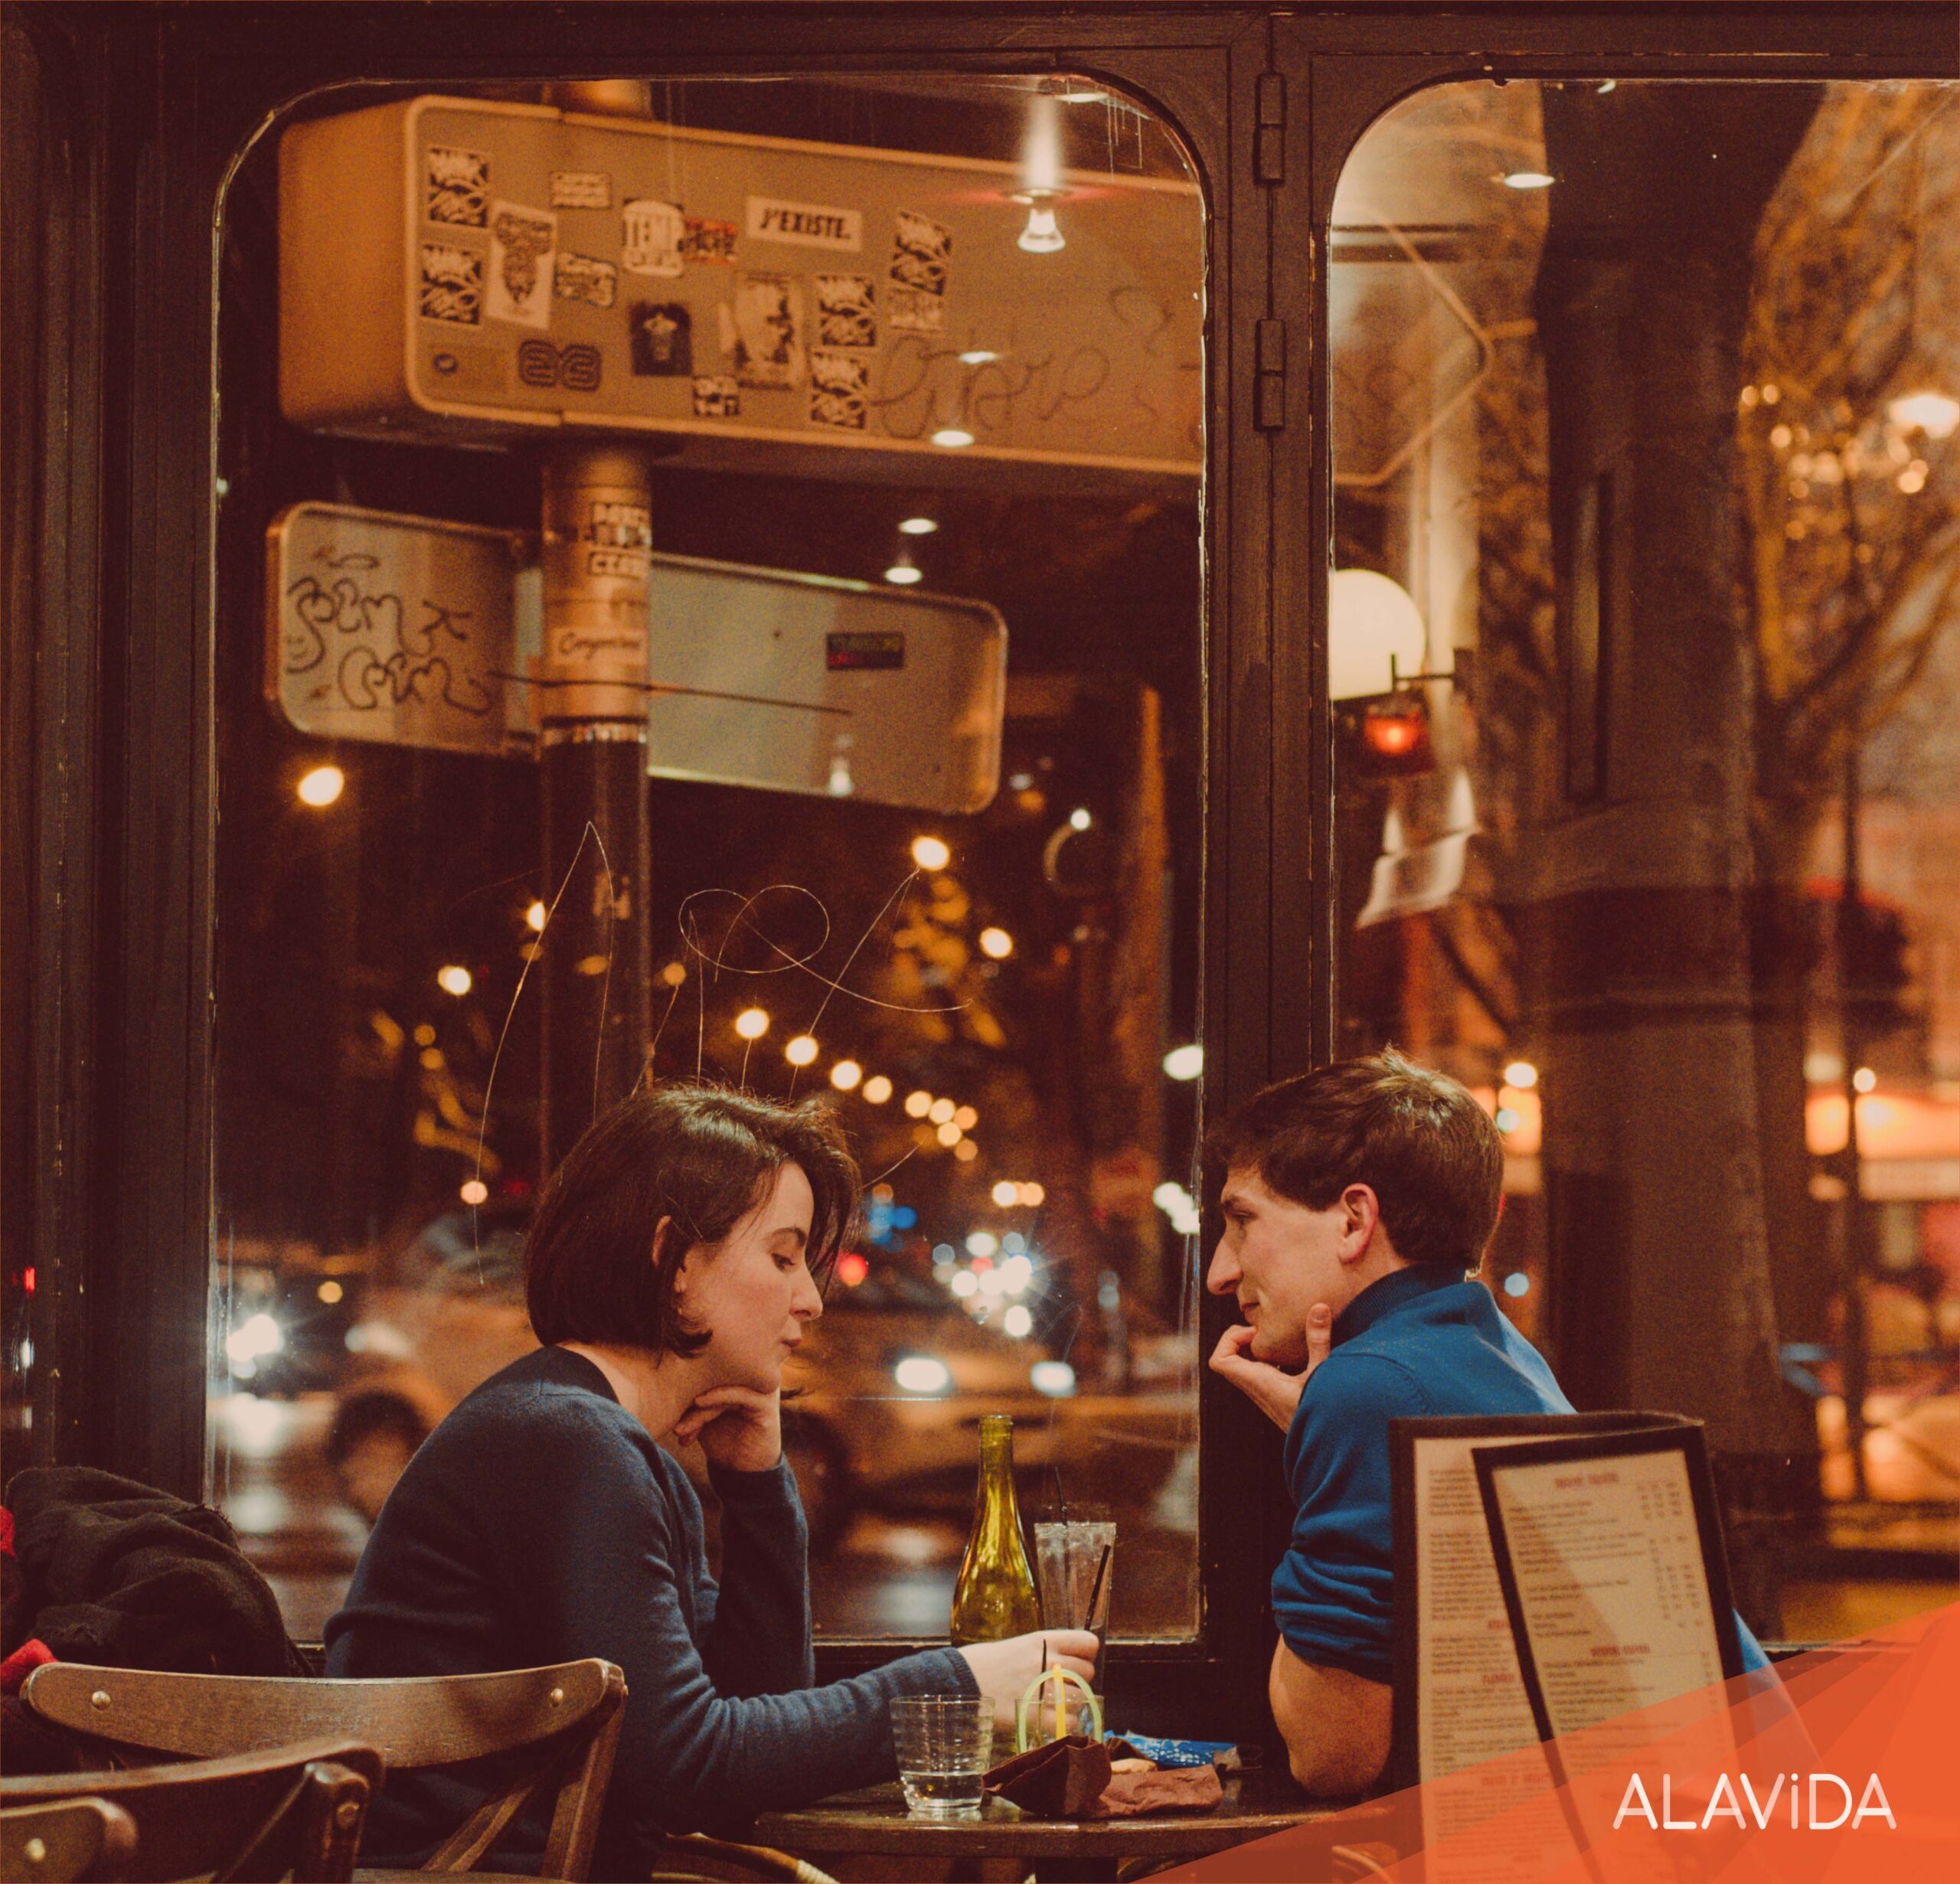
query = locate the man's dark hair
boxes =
[1202,1048,1502,1272]
[525,1082,861,1354]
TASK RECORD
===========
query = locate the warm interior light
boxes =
[830,1059,863,1092]
[459,1178,489,1206]
[1018,1182,1046,1207]
[297,765,345,808]
[954,1105,978,1131]
[936,1121,962,1147]
[1004,1304,1034,1339]
[954,1138,979,1162]
[1018,204,1066,253]
[929,1097,956,1125]
[436,965,472,997]
[931,426,975,448]
[786,1033,819,1066]
[958,350,1001,366]
[734,1007,770,1040]
[911,835,952,871]
[1886,390,1960,439]
[897,516,939,536]
[1504,1060,1539,1090]
[317,1280,343,1304]
[1163,1043,1204,1081]
[904,1089,933,1118]
[1330,568,1429,701]
[884,547,923,586]
[862,1075,893,1104]
[991,1180,1019,1207]
[1068,808,1092,831]
[836,1252,869,1287]
[978,927,1014,960]
[1501,170,1556,190]
[525,900,547,932]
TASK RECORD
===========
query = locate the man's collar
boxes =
[1333,1262,1472,1346]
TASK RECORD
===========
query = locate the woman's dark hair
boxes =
[524,1082,861,1354]
[1202,1047,1503,1272]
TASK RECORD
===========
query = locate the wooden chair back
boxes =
[2,1739,380,1882]
[0,1797,138,1882]
[20,1661,626,1880]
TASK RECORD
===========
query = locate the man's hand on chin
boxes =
[1207,1302,1333,1432]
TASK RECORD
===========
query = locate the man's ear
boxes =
[1338,1185,1380,1262]
[652,1215,684,1290]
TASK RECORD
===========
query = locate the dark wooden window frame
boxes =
[5,1,1952,1742]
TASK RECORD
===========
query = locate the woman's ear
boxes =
[652,1215,681,1288]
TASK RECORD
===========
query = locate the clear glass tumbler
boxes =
[1034,1520,1116,1634]
[890,1695,993,1819]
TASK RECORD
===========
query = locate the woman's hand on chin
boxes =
[674,1385,784,1473]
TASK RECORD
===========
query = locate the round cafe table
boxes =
[753,1768,1339,1879]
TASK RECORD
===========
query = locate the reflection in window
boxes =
[1331,80,1958,1643]
[211,77,1204,1642]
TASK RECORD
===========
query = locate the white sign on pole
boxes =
[266,502,1006,814]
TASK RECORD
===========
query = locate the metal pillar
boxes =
[535,80,656,1174]
[537,444,653,1172]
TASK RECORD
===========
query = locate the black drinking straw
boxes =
[1081,1543,1113,1631]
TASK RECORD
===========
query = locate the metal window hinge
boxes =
[1256,318,1285,431]
[1256,73,1285,185]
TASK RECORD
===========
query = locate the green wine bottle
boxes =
[949,1414,1041,1644]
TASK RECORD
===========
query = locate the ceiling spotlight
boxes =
[897,515,939,536]
[734,1007,770,1040]
[525,900,547,932]
[1017,201,1067,253]
[1162,1043,1204,1082]
[830,1059,864,1092]
[978,927,1014,960]
[931,426,975,448]
[911,834,952,871]
[459,1178,489,1206]
[884,546,923,586]
[862,1075,893,1104]
[296,765,345,808]
[929,1097,956,1125]
[1069,808,1092,831]
[436,965,472,998]
[785,1033,819,1067]
[903,1089,933,1118]
[1500,170,1556,191]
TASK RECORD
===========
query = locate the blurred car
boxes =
[326,1210,1187,1552]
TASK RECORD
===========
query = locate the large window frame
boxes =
[5,0,1952,1742]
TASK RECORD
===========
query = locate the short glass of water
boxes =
[891,1695,992,1820]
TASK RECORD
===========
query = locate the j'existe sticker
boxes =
[808,350,871,431]
[487,202,557,328]
[814,274,877,351]
[629,302,692,377]
[425,146,488,227]
[554,253,618,309]
[418,243,484,325]
[746,195,863,253]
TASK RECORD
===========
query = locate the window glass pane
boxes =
[209,75,1204,1644]
[1331,79,1959,1640]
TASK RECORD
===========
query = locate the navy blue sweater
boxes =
[324,1345,975,1876]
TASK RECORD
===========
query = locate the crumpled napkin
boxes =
[982,1735,1225,1820]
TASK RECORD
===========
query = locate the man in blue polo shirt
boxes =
[1204,1048,1771,1794]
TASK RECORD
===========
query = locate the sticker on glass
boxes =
[889,209,952,298]
[487,203,558,328]
[808,350,870,430]
[681,217,738,266]
[629,302,692,377]
[425,147,488,227]
[418,243,484,325]
[692,375,740,419]
[814,274,877,351]
[886,287,945,335]
[730,273,804,389]
[550,171,612,211]
[554,253,618,309]
[621,198,684,278]
[746,195,863,253]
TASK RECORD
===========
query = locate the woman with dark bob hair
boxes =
[325,1082,1093,1876]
